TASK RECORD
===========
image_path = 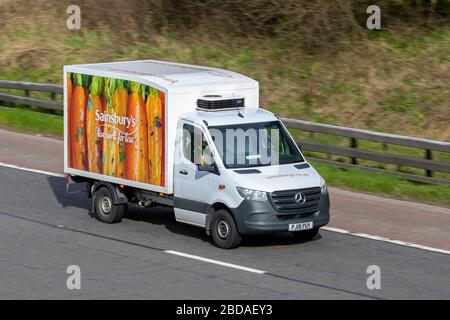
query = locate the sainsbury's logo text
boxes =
[95,110,136,129]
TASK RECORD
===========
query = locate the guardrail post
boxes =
[425,149,433,177]
[50,92,57,114]
[350,137,357,165]
[24,89,36,111]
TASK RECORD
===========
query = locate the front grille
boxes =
[270,187,321,215]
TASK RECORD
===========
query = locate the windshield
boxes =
[208,121,304,169]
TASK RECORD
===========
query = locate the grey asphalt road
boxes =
[0,166,449,299]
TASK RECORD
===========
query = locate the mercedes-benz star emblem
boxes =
[294,192,306,205]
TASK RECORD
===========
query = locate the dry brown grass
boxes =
[0,0,449,140]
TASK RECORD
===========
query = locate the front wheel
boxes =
[211,209,242,249]
[291,227,320,240]
[93,187,126,223]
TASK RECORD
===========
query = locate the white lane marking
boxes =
[322,227,450,255]
[165,250,266,274]
[1,161,449,257]
[0,162,63,177]
[321,226,351,234]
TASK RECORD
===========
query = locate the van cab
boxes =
[173,107,330,248]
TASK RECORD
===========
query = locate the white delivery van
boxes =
[64,60,330,249]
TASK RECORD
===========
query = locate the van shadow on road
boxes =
[125,205,213,245]
[47,176,90,211]
[126,205,322,248]
[46,176,320,248]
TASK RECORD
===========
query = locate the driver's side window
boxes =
[182,123,212,165]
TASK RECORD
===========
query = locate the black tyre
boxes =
[291,227,320,240]
[93,187,126,223]
[211,209,242,249]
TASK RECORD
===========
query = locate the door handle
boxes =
[179,169,188,175]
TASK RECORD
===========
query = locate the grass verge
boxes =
[0,106,62,137]
[1,26,449,140]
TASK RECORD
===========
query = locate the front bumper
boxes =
[230,192,330,235]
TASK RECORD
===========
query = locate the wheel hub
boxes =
[217,220,230,239]
[100,196,112,214]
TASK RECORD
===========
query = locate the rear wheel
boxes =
[291,227,320,240]
[93,187,126,223]
[211,209,242,249]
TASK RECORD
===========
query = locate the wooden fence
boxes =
[1,80,449,185]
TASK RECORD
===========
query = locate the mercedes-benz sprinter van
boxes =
[64,60,330,248]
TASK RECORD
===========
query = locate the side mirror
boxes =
[196,163,219,175]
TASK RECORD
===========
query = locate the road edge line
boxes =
[0,162,63,177]
[322,227,450,255]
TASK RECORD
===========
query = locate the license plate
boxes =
[288,221,313,232]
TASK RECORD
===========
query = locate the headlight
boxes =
[236,187,267,201]
[319,176,328,194]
